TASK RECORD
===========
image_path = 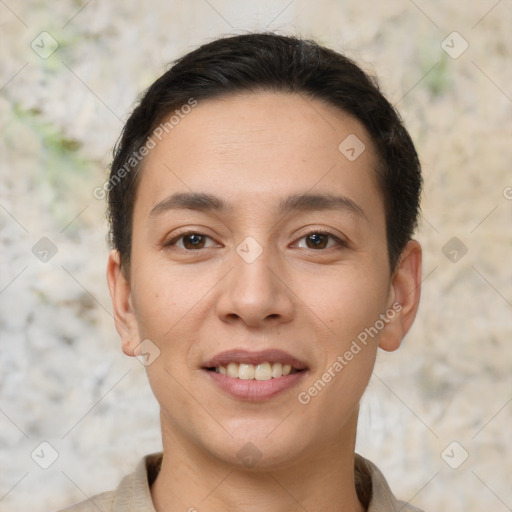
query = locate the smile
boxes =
[203,349,308,401]
[209,362,301,380]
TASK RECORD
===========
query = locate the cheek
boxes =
[294,269,386,429]
[130,256,210,339]
[299,265,390,342]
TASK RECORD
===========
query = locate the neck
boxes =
[151,411,365,512]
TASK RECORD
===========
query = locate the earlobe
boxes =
[379,240,422,352]
[106,250,141,357]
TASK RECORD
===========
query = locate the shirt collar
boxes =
[112,452,420,512]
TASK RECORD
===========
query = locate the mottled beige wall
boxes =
[1,1,510,511]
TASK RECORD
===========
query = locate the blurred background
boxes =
[1,1,511,510]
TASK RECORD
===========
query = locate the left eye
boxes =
[295,232,343,250]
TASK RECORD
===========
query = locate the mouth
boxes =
[205,362,303,380]
[203,348,308,377]
[202,349,308,400]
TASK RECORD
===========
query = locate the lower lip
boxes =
[205,370,307,401]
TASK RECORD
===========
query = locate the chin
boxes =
[199,421,310,470]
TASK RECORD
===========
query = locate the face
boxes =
[108,91,421,470]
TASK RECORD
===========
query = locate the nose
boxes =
[215,248,294,328]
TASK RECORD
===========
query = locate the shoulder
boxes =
[56,453,162,512]
[57,490,115,511]
[355,454,426,512]
[396,501,425,512]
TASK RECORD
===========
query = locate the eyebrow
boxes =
[149,191,367,220]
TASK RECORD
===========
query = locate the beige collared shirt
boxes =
[58,453,423,512]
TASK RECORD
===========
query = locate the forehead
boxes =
[135,91,383,222]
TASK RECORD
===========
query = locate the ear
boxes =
[379,240,422,352]
[106,250,141,357]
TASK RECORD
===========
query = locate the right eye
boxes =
[165,232,220,251]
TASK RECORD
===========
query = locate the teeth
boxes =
[227,362,238,378]
[239,363,255,380]
[271,362,283,378]
[214,362,298,380]
[255,362,272,381]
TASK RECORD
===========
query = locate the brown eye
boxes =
[305,233,329,249]
[166,232,218,250]
[182,234,206,249]
[295,231,344,250]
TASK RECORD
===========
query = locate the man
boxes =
[63,33,423,511]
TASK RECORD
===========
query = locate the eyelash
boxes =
[165,229,348,251]
[297,229,348,250]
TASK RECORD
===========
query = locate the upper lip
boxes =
[203,349,308,370]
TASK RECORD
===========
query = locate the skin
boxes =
[107,91,422,512]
